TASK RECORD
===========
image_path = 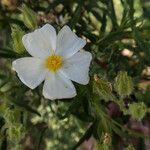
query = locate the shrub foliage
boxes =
[0,0,150,149]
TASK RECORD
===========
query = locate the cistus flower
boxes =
[12,24,92,100]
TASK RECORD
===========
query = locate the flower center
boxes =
[45,54,63,71]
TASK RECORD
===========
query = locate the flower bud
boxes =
[93,75,114,102]
[114,71,134,97]
[129,102,147,120]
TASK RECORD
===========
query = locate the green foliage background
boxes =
[0,0,150,149]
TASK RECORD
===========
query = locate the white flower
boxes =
[12,24,92,100]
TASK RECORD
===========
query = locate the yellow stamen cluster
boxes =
[45,54,62,71]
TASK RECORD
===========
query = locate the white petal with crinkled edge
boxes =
[12,57,47,89]
[22,24,56,58]
[61,51,92,85]
[43,71,76,100]
[56,25,86,59]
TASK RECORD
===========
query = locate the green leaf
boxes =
[69,1,83,29]
[12,99,41,117]
[72,122,95,150]
[114,71,134,97]
[11,24,25,54]
[0,82,13,92]
[21,4,38,29]
[0,48,20,58]
[100,10,107,34]
[4,95,41,117]
[111,117,150,139]
[106,0,118,30]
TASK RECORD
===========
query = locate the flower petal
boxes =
[12,57,47,89]
[43,71,76,100]
[56,25,86,59]
[22,24,56,58]
[61,51,92,85]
